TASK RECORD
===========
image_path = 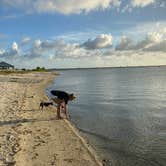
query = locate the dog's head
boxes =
[50,102,53,105]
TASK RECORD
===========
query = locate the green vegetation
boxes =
[32,66,48,72]
[0,66,49,75]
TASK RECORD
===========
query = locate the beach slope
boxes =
[0,72,102,166]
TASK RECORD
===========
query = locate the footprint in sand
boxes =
[64,158,73,163]
[21,129,32,135]
[36,129,41,132]
[42,132,51,137]
[35,136,41,140]
[49,154,58,165]
[32,153,39,160]
[34,136,46,144]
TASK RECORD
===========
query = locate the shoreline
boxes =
[45,72,102,165]
[0,72,102,166]
[64,119,102,166]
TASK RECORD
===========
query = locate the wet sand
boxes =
[0,72,102,166]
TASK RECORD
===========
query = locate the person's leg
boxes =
[64,104,69,119]
[57,103,62,119]
[52,98,63,119]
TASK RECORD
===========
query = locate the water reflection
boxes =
[49,67,166,166]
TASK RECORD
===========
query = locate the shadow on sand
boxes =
[0,117,58,127]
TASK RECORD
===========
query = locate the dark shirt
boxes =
[50,90,69,104]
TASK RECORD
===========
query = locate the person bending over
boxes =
[50,90,76,119]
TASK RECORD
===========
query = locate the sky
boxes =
[0,0,166,69]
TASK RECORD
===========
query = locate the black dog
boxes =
[39,101,53,110]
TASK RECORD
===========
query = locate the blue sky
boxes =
[0,0,166,68]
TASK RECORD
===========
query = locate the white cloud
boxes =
[34,39,42,48]
[22,37,31,44]
[115,36,133,50]
[0,49,5,55]
[116,29,166,52]
[0,42,19,59]
[12,42,18,51]
[1,27,166,68]
[1,0,121,15]
[81,34,113,49]
[24,28,165,58]
[159,1,166,8]
[102,51,166,67]
[147,32,163,43]
[143,40,166,52]
[23,39,80,59]
[1,0,165,15]
[19,38,105,61]
[122,22,166,38]
[131,0,155,7]
[121,0,166,12]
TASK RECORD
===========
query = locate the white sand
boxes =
[0,72,102,166]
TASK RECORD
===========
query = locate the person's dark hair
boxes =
[69,93,76,100]
[70,93,74,97]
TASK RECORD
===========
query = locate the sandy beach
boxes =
[0,72,102,166]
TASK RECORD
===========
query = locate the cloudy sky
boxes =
[0,0,166,69]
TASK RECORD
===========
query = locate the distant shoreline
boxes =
[48,65,166,71]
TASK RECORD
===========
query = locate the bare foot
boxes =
[57,116,63,120]
[66,115,70,120]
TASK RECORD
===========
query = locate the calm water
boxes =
[48,67,166,166]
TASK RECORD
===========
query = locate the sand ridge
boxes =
[0,72,102,166]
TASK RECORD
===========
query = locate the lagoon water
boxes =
[48,67,166,166]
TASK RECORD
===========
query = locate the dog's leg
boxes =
[40,105,44,111]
